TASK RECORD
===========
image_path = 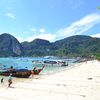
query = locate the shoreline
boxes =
[0,60,100,100]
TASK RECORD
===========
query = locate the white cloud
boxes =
[30,28,36,32]
[18,13,100,42]
[55,13,100,40]
[91,33,100,38]
[39,28,45,33]
[6,13,15,19]
[24,33,56,42]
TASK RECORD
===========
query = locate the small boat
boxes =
[0,65,46,77]
[44,60,57,64]
[0,69,31,78]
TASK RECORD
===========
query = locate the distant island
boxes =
[0,33,100,59]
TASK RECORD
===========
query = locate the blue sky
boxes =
[0,0,100,42]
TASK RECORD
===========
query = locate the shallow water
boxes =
[0,57,75,75]
[0,57,76,88]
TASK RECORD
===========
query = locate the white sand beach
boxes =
[0,60,100,100]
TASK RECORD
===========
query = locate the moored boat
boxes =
[0,69,31,78]
[0,65,46,77]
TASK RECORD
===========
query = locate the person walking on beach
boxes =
[1,78,4,83]
[8,74,13,87]
[31,70,34,77]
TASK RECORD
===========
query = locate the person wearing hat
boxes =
[8,73,12,87]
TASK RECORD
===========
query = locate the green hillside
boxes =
[0,33,100,58]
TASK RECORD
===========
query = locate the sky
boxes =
[0,0,100,42]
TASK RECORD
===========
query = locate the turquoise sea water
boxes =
[0,57,75,75]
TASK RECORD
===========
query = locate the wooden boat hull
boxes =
[0,64,45,77]
[0,71,31,78]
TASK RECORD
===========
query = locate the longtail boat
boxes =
[0,69,31,78]
[0,65,46,77]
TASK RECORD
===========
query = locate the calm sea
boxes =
[0,57,75,75]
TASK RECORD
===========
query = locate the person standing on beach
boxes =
[8,74,13,87]
[1,78,4,83]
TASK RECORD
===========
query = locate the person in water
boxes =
[8,73,13,87]
[7,66,16,73]
[33,64,46,74]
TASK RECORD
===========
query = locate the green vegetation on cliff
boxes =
[0,33,100,58]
